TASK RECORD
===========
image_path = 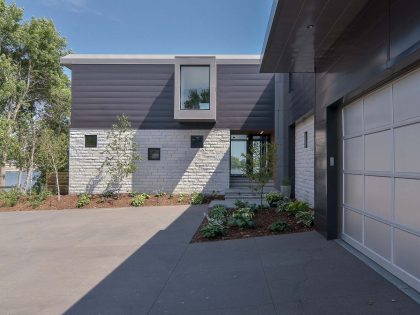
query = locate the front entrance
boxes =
[230,134,270,176]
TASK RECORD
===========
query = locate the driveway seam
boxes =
[146,240,192,314]
[254,238,279,315]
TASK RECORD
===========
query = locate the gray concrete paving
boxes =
[0,205,419,315]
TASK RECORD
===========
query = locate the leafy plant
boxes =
[76,193,91,208]
[191,192,205,205]
[178,193,188,203]
[228,208,255,228]
[28,189,51,209]
[131,194,147,207]
[200,222,225,238]
[240,142,277,207]
[276,196,291,212]
[208,205,228,223]
[101,115,141,197]
[286,200,310,215]
[269,220,292,233]
[295,210,315,227]
[103,190,118,199]
[0,188,22,207]
[153,189,166,197]
[265,192,282,208]
[234,199,250,209]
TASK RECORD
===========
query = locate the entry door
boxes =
[230,135,270,176]
[341,68,420,293]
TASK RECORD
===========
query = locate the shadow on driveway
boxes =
[64,206,420,315]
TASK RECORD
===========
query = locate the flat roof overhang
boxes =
[260,0,369,73]
[60,54,261,68]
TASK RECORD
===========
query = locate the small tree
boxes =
[241,142,277,207]
[102,115,141,197]
[37,128,68,200]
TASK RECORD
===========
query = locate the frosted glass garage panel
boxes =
[365,176,392,220]
[344,208,363,243]
[365,130,392,172]
[344,136,363,171]
[393,69,420,123]
[395,122,420,173]
[364,86,392,130]
[364,217,391,260]
[344,174,363,210]
[343,100,363,136]
[395,178,420,231]
[394,229,420,280]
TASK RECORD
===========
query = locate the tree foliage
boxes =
[0,0,70,194]
[101,115,141,197]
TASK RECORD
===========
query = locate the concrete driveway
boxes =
[0,205,419,314]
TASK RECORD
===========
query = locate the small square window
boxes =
[85,135,97,148]
[191,135,203,148]
[304,131,308,148]
[148,148,160,160]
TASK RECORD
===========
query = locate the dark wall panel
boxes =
[287,73,315,124]
[71,64,275,131]
[216,65,274,131]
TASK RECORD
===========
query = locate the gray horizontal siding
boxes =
[71,64,275,130]
[217,65,274,130]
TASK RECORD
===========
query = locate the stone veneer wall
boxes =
[69,128,230,195]
[295,115,315,207]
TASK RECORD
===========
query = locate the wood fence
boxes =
[46,172,69,195]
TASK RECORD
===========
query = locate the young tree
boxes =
[241,142,277,207]
[101,115,141,197]
[37,129,68,200]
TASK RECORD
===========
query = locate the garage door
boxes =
[341,68,420,292]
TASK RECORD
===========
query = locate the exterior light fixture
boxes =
[306,24,314,29]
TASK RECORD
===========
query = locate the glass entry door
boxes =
[230,135,247,176]
[230,135,270,176]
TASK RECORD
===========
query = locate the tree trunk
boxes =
[17,170,22,190]
[51,155,60,201]
[25,138,36,193]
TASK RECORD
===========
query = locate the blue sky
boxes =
[12,0,273,55]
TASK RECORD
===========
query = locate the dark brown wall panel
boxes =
[71,64,274,131]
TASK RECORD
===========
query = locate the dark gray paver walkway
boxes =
[1,205,419,314]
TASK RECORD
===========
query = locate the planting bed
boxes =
[0,193,220,212]
[191,208,313,243]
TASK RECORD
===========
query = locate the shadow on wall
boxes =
[63,205,206,314]
[131,131,230,195]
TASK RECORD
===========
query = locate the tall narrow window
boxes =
[180,66,210,110]
[304,131,308,148]
[288,72,293,93]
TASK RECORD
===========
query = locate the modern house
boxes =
[261,0,420,293]
[62,0,420,294]
[61,55,275,196]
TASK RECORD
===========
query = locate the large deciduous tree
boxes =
[0,0,70,191]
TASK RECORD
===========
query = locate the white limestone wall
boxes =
[295,115,315,207]
[69,128,230,195]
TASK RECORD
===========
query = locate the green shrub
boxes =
[0,188,22,207]
[28,189,51,209]
[286,200,310,215]
[102,190,117,199]
[276,196,291,212]
[154,189,166,197]
[201,222,225,238]
[191,192,205,205]
[295,210,314,227]
[228,207,255,228]
[268,220,292,232]
[265,192,282,208]
[178,193,188,203]
[234,199,250,209]
[76,193,91,208]
[131,194,147,207]
[208,205,228,223]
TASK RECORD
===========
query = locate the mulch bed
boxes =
[191,208,313,243]
[0,194,220,212]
